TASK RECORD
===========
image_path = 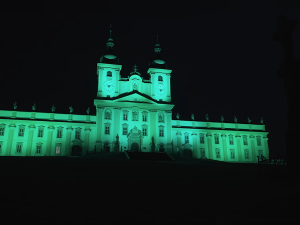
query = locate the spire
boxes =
[149,31,166,69]
[106,23,114,50]
[154,31,161,54]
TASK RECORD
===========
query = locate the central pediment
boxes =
[113,93,157,104]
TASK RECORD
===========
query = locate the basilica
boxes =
[0,26,269,163]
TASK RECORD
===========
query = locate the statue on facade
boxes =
[261,118,264,124]
[133,111,138,121]
[51,105,55,112]
[158,113,164,122]
[205,114,209,121]
[86,107,90,114]
[116,134,119,143]
[13,102,17,110]
[234,116,238,123]
[69,106,73,113]
[247,117,251,123]
[176,113,180,119]
[221,115,224,122]
[191,113,194,120]
[32,103,36,111]
[133,83,138,91]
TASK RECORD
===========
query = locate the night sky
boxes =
[1,1,300,158]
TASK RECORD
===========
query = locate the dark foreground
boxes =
[0,153,298,222]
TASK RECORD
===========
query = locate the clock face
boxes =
[103,81,115,92]
[156,84,166,96]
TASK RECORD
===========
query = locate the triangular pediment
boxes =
[113,93,157,104]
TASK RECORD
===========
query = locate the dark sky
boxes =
[1,1,300,157]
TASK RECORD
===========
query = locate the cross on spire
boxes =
[109,24,113,37]
[133,64,138,73]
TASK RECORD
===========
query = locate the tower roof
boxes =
[149,33,167,69]
[100,24,120,64]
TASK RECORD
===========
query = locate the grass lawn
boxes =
[0,153,298,221]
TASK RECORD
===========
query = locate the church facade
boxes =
[0,26,269,163]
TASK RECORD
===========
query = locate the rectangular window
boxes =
[159,128,164,137]
[243,135,248,145]
[200,148,205,158]
[38,129,43,137]
[229,136,234,145]
[257,136,261,146]
[123,127,128,135]
[216,149,220,158]
[75,130,80,139]
[0,127,4,136]
[143,128,147,136]
[57,130,62,138]
[143,114,147,122]
[215,135,219,144]
[245,149,249,159]
[36,145,41,154]
[123,113,128,120]
[105,126,110,134]
[16,144,22,153]
[200,134,204,144]
[185,135,189,143]
[56,146,61,154]
[18,128,24,137]
[230,150,235,159]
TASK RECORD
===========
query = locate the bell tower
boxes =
[147,33,172,102]
[97,24,122,98]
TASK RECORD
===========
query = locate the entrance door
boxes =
[71,145,82,156]
[131,142,139,152]
[104,145,110,153]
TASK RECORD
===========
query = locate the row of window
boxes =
[106,125,164,137]
[105,71,163,82]
[0,126,82,139]
[184,133,262,146]
[0,141,61,154]
[104,110,165,123]
[200,148,254,160]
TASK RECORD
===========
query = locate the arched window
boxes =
[105,110,112,120]
[158,76,163,81]
[107,71,112,77]
[158,113,164,123]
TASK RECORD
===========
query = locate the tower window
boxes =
[107,71,112,77]
[158,76,163,81]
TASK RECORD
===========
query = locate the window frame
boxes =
[214,134,219,144]
[107,71,112,77]
[200,133,205,144]
[0,127,5,136]
[18,126,25,137]
[243,135,248,145]
[229,135,234,145]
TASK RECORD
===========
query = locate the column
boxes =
[65,127,73,156]
[221,134,228,162]
[150,110,157,145]
[236,134,243,162]
[46,126,55,156]
[26,125,36,156]
[97,68,103,97]
[176,131,182,155]
[206,133,212,159]
[83,128,91,155]
[192,133,199,158]
[113,108,121,152]
[166,111,172,154]
[5,124,16,156]
[166,74,171,97]
[115,69,120,95]
[151,73,155,97]
[95,107,104,153]
[249,135,256,162]
[263,137,269,158]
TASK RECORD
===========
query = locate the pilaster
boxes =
[206,133,212,159]
[95,107,104,153]
[83,128,91,155]
[263,137,269,158]
[192,133,199,158]
[5,124,16,156]
[46,126,55,156]
[166,111,172,154]
[249,135,256,162]
[221,134,228,162]
[236,135,243,162]
[26,125,36,156]
[65,127,73,156]
[176,131,182,155]
[150,110,157,142]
